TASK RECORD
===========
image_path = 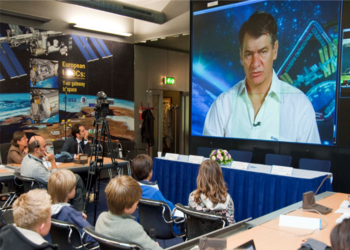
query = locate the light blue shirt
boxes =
[203,71,321,144]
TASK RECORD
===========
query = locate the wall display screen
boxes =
[0,23,134,144]
[191,0,341,146]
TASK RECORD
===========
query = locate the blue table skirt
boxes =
[151,158,333,222]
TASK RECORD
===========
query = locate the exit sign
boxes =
[163,77,175,85]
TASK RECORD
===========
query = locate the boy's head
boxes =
[105,175,142,215]
[13,189,52,237]
[48,169,76,204]
[131,154,153,181]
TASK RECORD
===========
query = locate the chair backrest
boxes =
[119,140,138,161]
[265,154,292,167]
[228,150,253,163]
[299,158,331,172]
[138,198,175,239]
[50,218,84,250]
[83,225,141,250]
[0,206,14,228]
[174,203,226,240]
[52,140,65,155]
[196,147,215,158]
[13,171,42,193]
[0,143,12,165]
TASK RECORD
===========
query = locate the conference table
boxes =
[0,158,129,182]
[152,156,333,222]
[168,191,344,250]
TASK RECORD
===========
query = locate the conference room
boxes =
[0,0,350,250]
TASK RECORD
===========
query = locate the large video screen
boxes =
[191,0,340,145]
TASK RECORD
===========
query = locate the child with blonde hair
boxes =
[48,169,95,245]
[0,189,57,250]
[96,175,162,250]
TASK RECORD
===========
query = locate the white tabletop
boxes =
[156,154,332,181]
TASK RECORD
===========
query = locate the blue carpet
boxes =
[85,178,184,248]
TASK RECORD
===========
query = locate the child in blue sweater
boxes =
[132,154,182,234]
[48,169,96,247]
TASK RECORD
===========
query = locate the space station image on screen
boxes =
[30,89,59,124]
[192,0,339,145]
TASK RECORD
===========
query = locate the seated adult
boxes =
[7,131,28,164]
[188,160,235,225]
[331,217,350,250]
[21,136,86,211]
[61,123,91,159]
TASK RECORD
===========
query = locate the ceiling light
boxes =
[70,23,132,37]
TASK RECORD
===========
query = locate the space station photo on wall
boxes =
[0,23,135,144]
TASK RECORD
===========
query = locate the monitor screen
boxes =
[191,0,341,146]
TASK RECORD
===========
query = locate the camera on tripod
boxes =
[95,91,114,118]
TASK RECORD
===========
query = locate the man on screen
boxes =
[203,11,321,144]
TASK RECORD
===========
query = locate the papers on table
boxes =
[270,165,293,176]
[334,200,350,214]
[279,215,321,230]
[188,155,204,164]
[164,153,179,161]
[230,161,249,170]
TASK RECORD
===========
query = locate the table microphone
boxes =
[302,174,333,214]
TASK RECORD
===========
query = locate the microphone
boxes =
[253,122,261,127]
[149,229,156,241]
[302,174,333,214]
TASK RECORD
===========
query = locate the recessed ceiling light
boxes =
[70,23,132,37]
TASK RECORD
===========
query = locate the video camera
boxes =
[95,91,114,119]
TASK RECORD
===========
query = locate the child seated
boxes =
[0,189,57,250]
[96,175,163,250]
[48,169,95,245]
[132,154,175,211]
[188,160,235,225]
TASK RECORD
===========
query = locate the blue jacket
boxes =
[51,204,96,244]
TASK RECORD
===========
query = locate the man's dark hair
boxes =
[71,123,82,138]
[28,142,38,153]
[239,11,277,49]
[11,131,26,147]
[131,154,153,181]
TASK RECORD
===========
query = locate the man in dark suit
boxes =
[62,123,91,158]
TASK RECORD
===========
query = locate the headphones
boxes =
[33,136,40,148]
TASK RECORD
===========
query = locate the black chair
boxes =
[0,143,11,165]
[0,206,14,228]
[265,153,292,167]
[299,158,331,172]
[228,150,253,163]
[138,198,185,242]
[83,225,142,250]
[119,140,138,161]
[196,147,215,158]
[52,140,66,155]
[50,218,97,250]
[174,203,227,240]
[13,171,42,192]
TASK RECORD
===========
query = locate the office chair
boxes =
[0,143,11,165]
[13,171,42,193]
[299,158,331,172]
[265,153,292,167]
[228,150,253,163]
[52,140,66,155]
[138,198,185,243]
[83,225,142,250]
[197,147,216,158]
[174,203,227,240]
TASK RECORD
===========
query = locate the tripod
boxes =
[84,116,118,224]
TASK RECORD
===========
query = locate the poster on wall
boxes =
[0,23,134,143]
